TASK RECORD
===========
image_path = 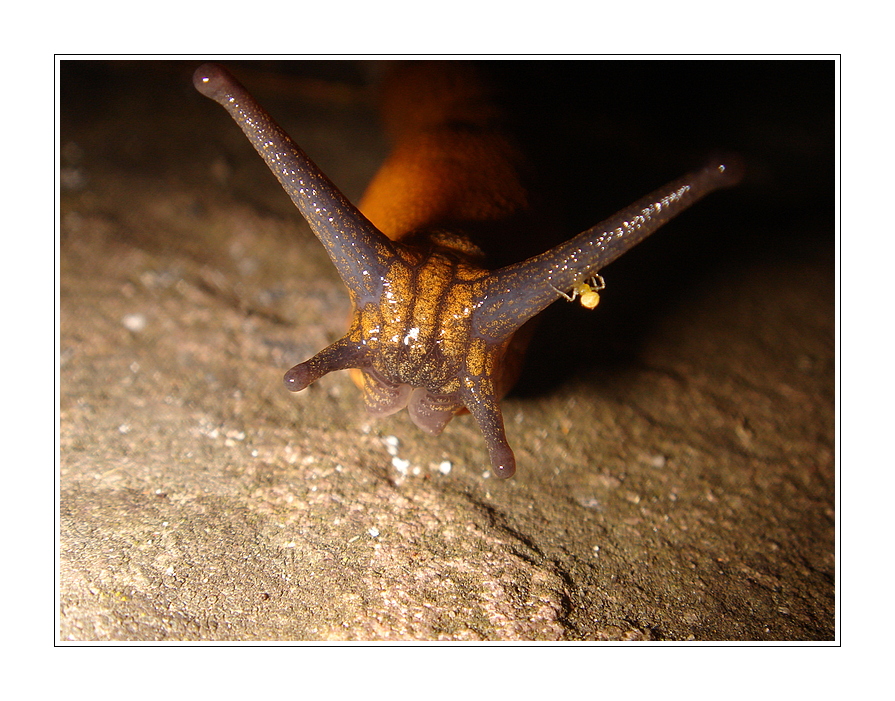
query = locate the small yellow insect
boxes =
[557,274,606,309]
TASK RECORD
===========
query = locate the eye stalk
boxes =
[193,63,396,307]
[472,158,743,344]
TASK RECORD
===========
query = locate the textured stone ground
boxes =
[59,60,834,640]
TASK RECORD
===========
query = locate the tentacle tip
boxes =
[283,364,312,392]
[705,153,745,188]
[491,461,516,479]
[489,448,517,479]
[192,62,230,101]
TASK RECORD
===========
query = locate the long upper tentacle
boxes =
[472,159,743,342]
[193,63,395,306]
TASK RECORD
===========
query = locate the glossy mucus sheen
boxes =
[194,63,741,479]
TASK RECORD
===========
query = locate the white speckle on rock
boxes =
[647,453,667,468]
[391,456,410,475]
[122,313,147,332]
[382,435,400,456]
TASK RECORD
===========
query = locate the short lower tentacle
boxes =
[460,375,516,479]
[283,337,368,392]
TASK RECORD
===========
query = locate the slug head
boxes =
[282,232,521,478]
[195,63,742,480]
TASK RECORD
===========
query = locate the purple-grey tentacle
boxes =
[473,159,743,342]
[283,337,369,392]
[194,63,394,306]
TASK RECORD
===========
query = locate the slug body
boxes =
[194,62,741,479]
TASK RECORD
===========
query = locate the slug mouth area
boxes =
[407,388,463,435]
[359,367,413,418]
[358,367,462,435]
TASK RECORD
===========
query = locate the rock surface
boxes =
[59,60,834,641]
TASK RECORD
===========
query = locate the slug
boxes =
[193,62,741,479]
